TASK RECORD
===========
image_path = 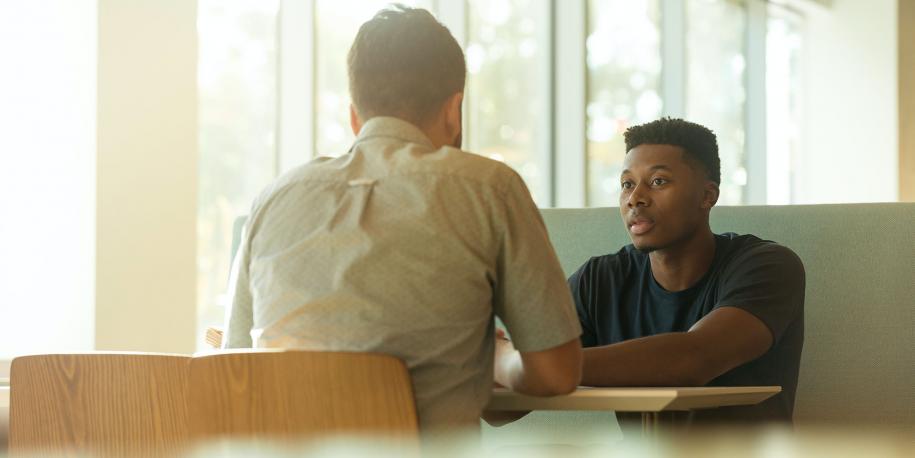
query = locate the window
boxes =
[197,0,279,337]
[686,0,747,205]
[465,0,551,205]
[586,0,662,206]
[0,0,97,358]
[766,5,803,204]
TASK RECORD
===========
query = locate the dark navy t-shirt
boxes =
[568,233,805,424]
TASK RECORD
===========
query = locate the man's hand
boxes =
[485,329,531,426]
[493,328,517,388]
[494,328,516,386]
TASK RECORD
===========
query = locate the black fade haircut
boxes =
[624,117,721,185]
[347,4,466,126]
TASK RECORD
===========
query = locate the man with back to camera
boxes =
[221,5,582,436]
[496,118,805,426]
[574,117,805,425]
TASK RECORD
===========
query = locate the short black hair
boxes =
[347,5,466,126]
[624,117,721,184]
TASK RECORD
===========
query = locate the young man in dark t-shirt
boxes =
[569,118,805,425]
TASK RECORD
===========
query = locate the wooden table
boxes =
[485,386,781,435]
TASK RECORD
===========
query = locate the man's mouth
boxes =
[628,217,655,235]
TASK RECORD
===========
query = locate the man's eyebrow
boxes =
[622,165,673,175]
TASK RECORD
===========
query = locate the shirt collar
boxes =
[353,116,435,149]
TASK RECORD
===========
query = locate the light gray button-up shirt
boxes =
[224,116,580,433]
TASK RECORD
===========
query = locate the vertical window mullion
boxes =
[538,0,554,207]
[661,0,686,118]
[554,0,587,208]
[277,0,316,172]
[745,0,768,204]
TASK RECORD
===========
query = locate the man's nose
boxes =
[626,183,650,208]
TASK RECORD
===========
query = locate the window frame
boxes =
[277,0,781,207]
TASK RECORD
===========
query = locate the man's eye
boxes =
[651,178,668,186]
[621,181,633,190]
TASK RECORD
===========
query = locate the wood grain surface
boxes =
[187,350,419,446]
[9,353,190,457]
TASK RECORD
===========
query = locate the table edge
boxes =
[485,386,782,412]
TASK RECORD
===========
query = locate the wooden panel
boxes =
[486,386,780,412]
[188,350,418,445]
[9,353,190,457]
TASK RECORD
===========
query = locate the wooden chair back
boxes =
[187,350,419,444]
[9,353,190,457]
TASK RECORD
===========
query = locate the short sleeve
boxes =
[714,243,806,344]
[493,172,582,352]
[222,220,254,348]
[568,261,600,348]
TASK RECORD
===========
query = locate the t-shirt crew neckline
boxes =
[646,234,724,300]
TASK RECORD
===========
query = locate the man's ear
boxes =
[350,104,362,136]
[443,92,463,146]
[702,181,720,209]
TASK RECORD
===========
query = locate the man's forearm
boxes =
[583,307,774,387]
[581,332,715,387]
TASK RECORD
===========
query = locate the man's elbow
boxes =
[544,373,580,395]
[677,353,724,387]
[536,348,583,395]
[560,344,584,392]
[527,369,580,396]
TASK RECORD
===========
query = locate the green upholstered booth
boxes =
[484,203,914,444]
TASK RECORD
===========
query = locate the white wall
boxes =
[796,0,899,203]
[0,0,97,359]
[95,0,198,353]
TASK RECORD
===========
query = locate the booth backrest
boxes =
[539,203,915,427]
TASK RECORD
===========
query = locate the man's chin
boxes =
[635,245,657,254]
[631,239,658,254]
